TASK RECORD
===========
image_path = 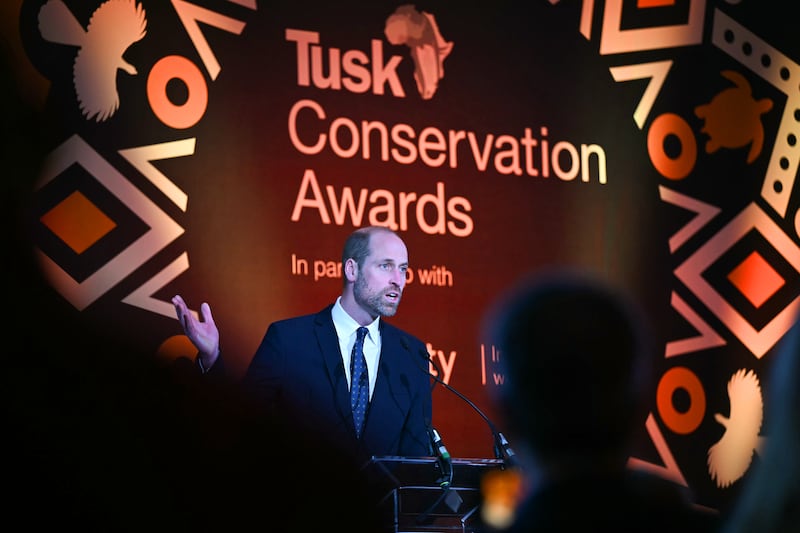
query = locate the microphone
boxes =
[495,431,517,468]
[428,427,453,487]
[408,341,519,469]
[417,426,463,523]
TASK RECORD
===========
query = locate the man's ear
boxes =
[344,258,358,282]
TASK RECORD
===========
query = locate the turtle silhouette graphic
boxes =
[694,70,773,164]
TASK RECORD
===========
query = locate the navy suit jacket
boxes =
[241,304,433,464]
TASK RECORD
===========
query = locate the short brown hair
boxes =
[341,226,399,286]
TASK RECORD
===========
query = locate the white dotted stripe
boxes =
[712,9,800,218]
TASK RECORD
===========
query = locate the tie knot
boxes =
[356,326,368,343]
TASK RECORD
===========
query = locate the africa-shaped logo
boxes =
[38,0,147,121]
[694,70,773,164]
[384,4,453,100]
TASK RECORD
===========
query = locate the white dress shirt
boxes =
[332,296,381,400]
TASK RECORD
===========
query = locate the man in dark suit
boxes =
[172,225,433,464]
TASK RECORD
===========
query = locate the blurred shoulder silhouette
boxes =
[720,316,800,533]
[482,269,720,532]
[7,220,383,533]
[3,54,380,532]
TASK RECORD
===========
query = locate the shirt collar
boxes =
[332,296,380,344]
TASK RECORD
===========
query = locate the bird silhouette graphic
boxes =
[38,0,147,122]
[707,368,765,488]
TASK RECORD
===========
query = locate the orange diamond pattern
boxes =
[40,191,117,254]
[727,251,785,308]
[637,0,676,7]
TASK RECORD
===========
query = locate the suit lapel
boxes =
[314,307,354,434]
[363,324,403,442]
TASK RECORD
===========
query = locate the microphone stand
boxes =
[403,340,520,528]
[416,427,460,525]
[417,347,519,469]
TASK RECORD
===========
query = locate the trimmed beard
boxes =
[354,273,400,317]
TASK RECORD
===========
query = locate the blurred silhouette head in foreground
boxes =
[481,270,719,532]
[486,270,654,474]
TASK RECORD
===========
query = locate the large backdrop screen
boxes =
[7,0,799,514]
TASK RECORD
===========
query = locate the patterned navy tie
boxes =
[350,326,369,439]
